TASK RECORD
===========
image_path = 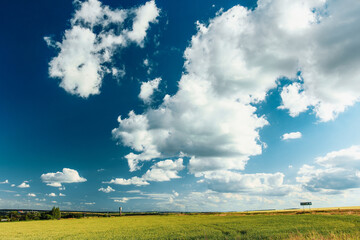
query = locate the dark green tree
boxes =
[51,206,61,220]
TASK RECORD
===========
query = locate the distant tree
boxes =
[51,207,61,220]
[32,211,41,220]
[40,212,53,220]
[25,212,41,221]
[23,212,30,221]
[8,211,20,221]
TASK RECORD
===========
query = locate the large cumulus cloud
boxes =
[46,0,159,98]
[199,171,294,196]
[297,146,360,193]
[113,0,360,178]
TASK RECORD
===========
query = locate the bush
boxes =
[62,213,83,219]
[8,211,20,221]
[25,212,41,220]
[40,212,53,220]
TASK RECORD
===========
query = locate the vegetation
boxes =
[51,207,61,220]
[0,207,61,222]
[1,212,360,239]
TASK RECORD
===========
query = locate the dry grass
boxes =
[289,231,360,240]
[222,206,360,217]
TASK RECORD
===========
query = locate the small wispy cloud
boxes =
[126,190,141,194]
[18,181,30,188]
[98,186,115,193]
[112,196,145,203]
[281,132,302,140]
[114,198,129,203]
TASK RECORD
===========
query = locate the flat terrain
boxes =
[1,210,360,239]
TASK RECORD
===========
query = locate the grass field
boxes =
[1,211,360,239]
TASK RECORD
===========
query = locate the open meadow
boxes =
[1,209,360,239]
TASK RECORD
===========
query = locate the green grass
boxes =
[1,214,360,239]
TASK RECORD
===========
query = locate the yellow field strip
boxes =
[239,206,360,214]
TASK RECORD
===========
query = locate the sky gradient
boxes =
[1,0,360,212]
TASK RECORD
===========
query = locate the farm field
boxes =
[1,211,360,239]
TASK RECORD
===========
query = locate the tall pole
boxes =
[119,207,122,216]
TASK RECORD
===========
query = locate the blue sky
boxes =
[1,0,360,212]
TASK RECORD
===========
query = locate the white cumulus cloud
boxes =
[297,146,360,193]
[282,132,302,140]
[98,186,115,193]
[113,0,360,176]
[18,181,30,188]
[48,26,101,98]
[126,0,160,46]
[199,171,293,196]
[139,77,161,103]
[316,145,360,169]
[106,158,184,185]
[113,3,276,173]
[278,82,315,117]
[142,158,184,182]
[41,168,87,187]
[46,0,160,98]
[106,176,149,186]
[272,0,360,121]
[27,193,36,197]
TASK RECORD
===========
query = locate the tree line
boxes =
[1,207,121,222]
[2,207,61,221]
